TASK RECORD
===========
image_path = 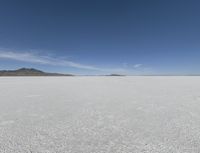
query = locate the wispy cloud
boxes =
[0,51,100,70]
[0,50,153,75]
[133,64,143,68]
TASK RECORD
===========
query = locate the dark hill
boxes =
[0,68,74,76]
[108,74,126,76]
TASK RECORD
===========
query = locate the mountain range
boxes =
[0,68,74,76]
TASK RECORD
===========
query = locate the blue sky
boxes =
[0,0,200,75]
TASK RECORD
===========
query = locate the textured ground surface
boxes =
[1,76,200,153]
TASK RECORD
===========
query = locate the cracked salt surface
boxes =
[1,76,200,152]
[25,95,41,98]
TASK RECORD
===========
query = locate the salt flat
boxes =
[1,77,200,153]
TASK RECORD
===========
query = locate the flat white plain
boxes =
[1,76,200,153]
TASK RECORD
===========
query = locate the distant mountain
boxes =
[0,68,74,76]
[108,74,126,76]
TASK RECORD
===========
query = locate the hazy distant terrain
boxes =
[0,68,73,76]
[1,77,200,153]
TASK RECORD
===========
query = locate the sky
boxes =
[0,0,200,75]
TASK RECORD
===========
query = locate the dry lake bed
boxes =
[1,76,200,153]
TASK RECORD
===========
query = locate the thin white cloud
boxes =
[133,64,143,68]
[0,50,153,75]
[0,51,101,70]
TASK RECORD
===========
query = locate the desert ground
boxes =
[0,76,200,153]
